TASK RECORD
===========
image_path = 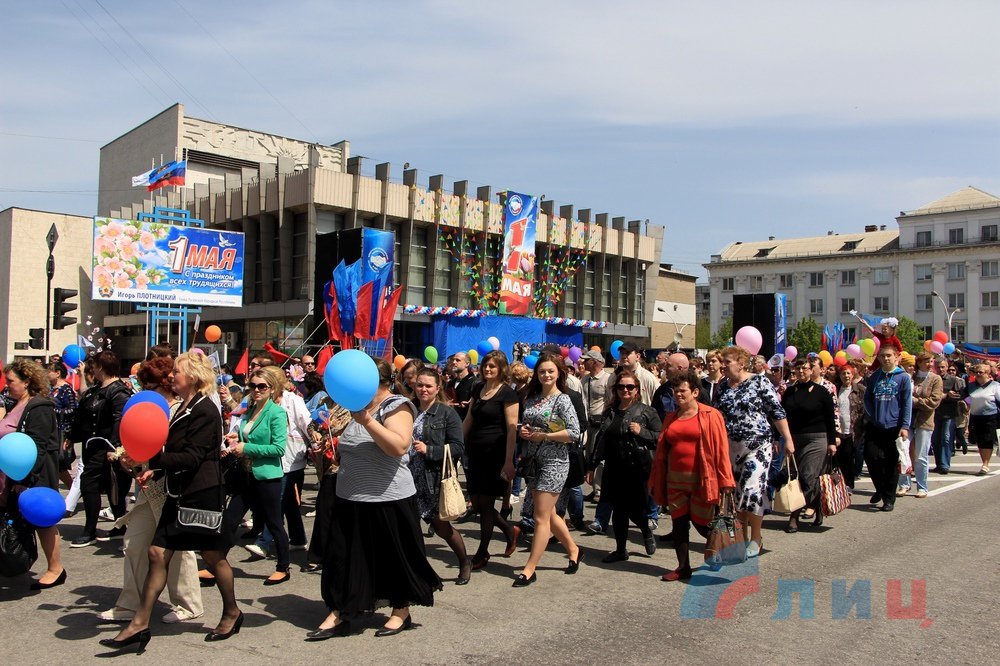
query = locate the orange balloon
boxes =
[204,325,222,343]
[590,345,601,352]
[393,354,406,370]
[130,363,141,376]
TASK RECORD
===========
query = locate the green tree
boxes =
[894,315,924,354]
[706,317,733,350]
[788,317,822,353]
[695,316,712,349]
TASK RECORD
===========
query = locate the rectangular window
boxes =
[915,265,933,281]
[292,213,309,299]
[841,270,856,286]
[922,326,934,340]
[948,293,965,309]
[981,224,998,242]
[873,296,890,313]
[983,292,999,308]
[951,324,965,342]
[915,230,933,247]
[948,228,965,244]
[722,302,733,317]
[633,268,645,326]
[845,326,856,341]
[947,262,966,280]
[618,261,629,324]
[432,230,453,307]
[722,277,734,292]
[841,297,855,313]
[271,219,282,302]
[982,260,999,278]
[406,226,428,305]
[600,260,613,321]
[984,325,1000,342]
[809,272,824,287]
[749,275,763,292]
[915,294,933,311]
[583,256,595,320]
[386,221,402,291]
[809,299,824,315]
[873,268,891,285]
[779,273,793,288]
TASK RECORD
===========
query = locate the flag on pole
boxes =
[234,348,249,376]
[145,160,187,192]
[131,168,155,188]
[78,335,96,349]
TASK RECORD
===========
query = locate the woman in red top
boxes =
[650,370,736,581]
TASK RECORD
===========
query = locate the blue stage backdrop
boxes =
[431,315,583,361]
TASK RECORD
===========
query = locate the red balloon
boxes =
[933,330,949,344]
[560,346,570,358]
[120,402,169,463]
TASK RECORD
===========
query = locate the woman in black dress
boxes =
[100,352,237,654]
[462,350,520,570]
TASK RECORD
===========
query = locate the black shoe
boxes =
[99,629,151,655]
[306,622,352,641]
[500,506,513,521]
[813,512,824,527]
[880,503,894,512]
[263,571,290,586]
[565,553,582,574]
[205,611,244,641]
[97,527,126,542]
[456,560,472,585]
[869,493,882,505]
[199,576,217,588]
[785,518,799,534]
[939,468,950,474]
[30,569,67,590]
[584,490,597,502]
[71,534,97,548]
[374,615,413,637]
[658,532,675,544]
[571,518,587,531]
[644,535,657,556]
[602,550,629,563]
[512,573,537,587]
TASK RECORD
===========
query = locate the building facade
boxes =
[705,187,1000,346]
[98,105,663,360]
[651,264,697,350]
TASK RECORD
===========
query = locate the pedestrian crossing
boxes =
[852,450,997,498]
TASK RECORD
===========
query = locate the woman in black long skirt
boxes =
[100,352,238,654]
[311,356,441,640]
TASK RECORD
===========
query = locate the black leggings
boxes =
[80,442,132,536]
[283,469,307,546]
[225,478,290,571]
[834,435,857,489]
[611,503,651,554]
[671,513,710,545]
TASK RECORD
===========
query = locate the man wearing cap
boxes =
[615,342,659,407]
[582,350,612,501]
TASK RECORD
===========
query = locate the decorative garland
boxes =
[546,317,608,329]
[532,244,590,317]
[403,305,485,317]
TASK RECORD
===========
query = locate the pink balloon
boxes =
[734,326,763,355]
[784,346,798,361]
[929,340,944,354]
[846,343,863,359]
[872,337,881,352]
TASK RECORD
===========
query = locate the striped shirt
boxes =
[336,395,417,503]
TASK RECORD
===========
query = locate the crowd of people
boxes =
[1,317,999,652]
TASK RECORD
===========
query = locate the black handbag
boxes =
[0,488,38,577]
[565,445,586,487]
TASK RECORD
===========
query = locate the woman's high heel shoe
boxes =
[205,611,244,642]
[99,629,151,655]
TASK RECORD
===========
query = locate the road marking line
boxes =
[926,473,997,497]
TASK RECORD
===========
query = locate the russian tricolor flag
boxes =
[132,160,187,191]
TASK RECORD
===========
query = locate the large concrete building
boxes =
[97,104,665,360]
[0,208,103,362]
[651,264,697,350]
[705,186,1000,346]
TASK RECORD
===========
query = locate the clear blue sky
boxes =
[3,1,999,279]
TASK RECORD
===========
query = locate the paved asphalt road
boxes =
[2,450,999,664]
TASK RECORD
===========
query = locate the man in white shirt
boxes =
[581,350,611,502]
[617,342,659,407]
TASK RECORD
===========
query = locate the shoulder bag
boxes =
[0,488,38,577]
[437,445,467,522]
[773,455,807,514]
[819,457,851,516]
[705,492,747,567]
[167,397,226,534]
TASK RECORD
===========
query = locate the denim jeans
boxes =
[931,418,954,471]
[899,429,932,492]
[567,484,584,523]
[594,497,612,529]
[646,494,660,523]
[257,470,307,555]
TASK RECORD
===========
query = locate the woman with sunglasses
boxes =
[224,368,291,585]
[967,363,1000,474]
[513,352,581,587]
[586,368,661,564]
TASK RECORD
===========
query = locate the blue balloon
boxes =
[476,340,494,358]
[0,432,38,482]
[123,390,171,419]
[18,487,65,528]
[942,342,956,355]
[524,354,538,370]
[610,340,624,360]
[323,350,379,412]
[62,344,86,369]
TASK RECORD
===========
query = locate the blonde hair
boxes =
[6,359,50,397]
[258,366,286,400]
[174,351,218,397]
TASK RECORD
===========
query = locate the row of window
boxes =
[721,260,1000,293]
[913,224,999,247]
[795,292,999,316]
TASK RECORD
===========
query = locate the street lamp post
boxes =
[930,290,962,340]
[656,305,690,349]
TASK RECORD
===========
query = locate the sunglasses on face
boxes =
[303,362,315,366]
[616,384,638,391]
[248,382,270,391]
[249,363,262,369]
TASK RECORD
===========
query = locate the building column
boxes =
[858,267,871,317]
[895,263,912,319]
[709,277,721,334]
[932,262,947,332]
[824,270,838,325]
[764,273,778,294]
[793,272,807,325]
[965,259,981,344]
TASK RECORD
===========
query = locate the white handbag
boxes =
[437,445,467,522]
[773,455,807,514]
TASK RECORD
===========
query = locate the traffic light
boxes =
[53,287,78,330]
[28,328,45,350]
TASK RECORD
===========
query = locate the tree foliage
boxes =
[894,315,924,355]
[788,317,822,353]
[706,317,733,350]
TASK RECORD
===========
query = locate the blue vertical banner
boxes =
[361,228,395,337]
[498,192,538,315]
[774,293,787,356]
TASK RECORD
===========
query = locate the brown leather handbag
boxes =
[705,492,747,566]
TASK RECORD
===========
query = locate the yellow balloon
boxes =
[818,350,833,368]
[468,349,479,364]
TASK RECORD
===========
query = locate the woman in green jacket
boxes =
[226,366,290,585]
